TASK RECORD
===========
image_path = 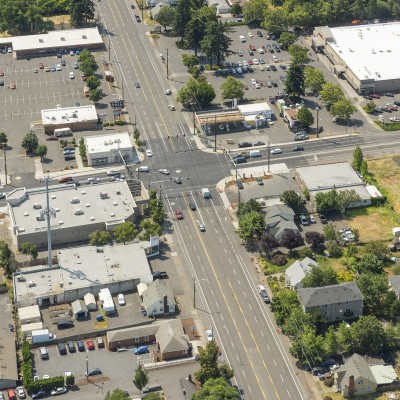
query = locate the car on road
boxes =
[165,89,172,95]
[198,222,205,232]
[50,387,67,396]
[31,391,47,399]
[176,209,184,220]
[118,294,126,306]
[173,177,182,184]
[168,104,176,110]
[0,193,6,200]
[87,177,99,184]
[73,61,79,69]
[257,285,270,303]
[86,339,95,350]
[107,169,120,176]
[135,82,141,88]
[131,4,135,8]
[77,341,85,352]
[136,166,150,172]
[292,146,304,152]
[253,140,265,146]
[236,180,244,189]
[206,329,213,341]
[232,156,246,164]
[153,271,168,279]
[299,215,309,226]
[270,148,282,155]
[256,177,263,185]
[158,169,170,175]
[134,345,149,355]
[146,149,153,157]
[85,368,102,377]
[319,214,327,224]
[69,72,75,79]
[295,134,308,141]
[16,387,26,399]
[135,14,141,22]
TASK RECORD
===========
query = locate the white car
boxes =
[206,329,213,341]
[255,83,260,89]
[107,169,120,176]
[158,168,170,175]
[390,117,400,122]
[258,48,265,54]
[146,149,153,157]
[251,78,256,85]
[248,32,253,37]
[165,89,172,95]
[253,59,259,65]
[136,166,150,172]
[271,148,282,155]
[50,387,68,396]
[56,64,62,71]
[243,61,248,67]
[16,387,26,399]
[87,177,99,184]
[43,375,50,379]
[237,61,242,67]
[69,72,75,79]
[118,294,126,306]
[309,215,316,223]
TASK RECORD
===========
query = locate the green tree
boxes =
[243,0,268,24]
[238,211,265,243]
[324,326,340,357]
[383,291,400,323]
[89,88,103,103]
[174,0,193,39]
[285,63,305,98]
[278,32,297,49]
[185,16,204,56]
[80,57,99,76]
[288,44,309,64]
[194,341,221,385]
[221,76,244,101]
[323,223,338,241]
[200,20,232,67]
[177,76,216,108]
[21,132,39,154]
[70,0,95,26]
[330,98,357,121]
[337,321,352,353]
[297,107,314,129]
[364,100,376,114]
[237,199,261,217]
[113,222,138,244]
[283,308,313,338]
[143,394,162,400]
[104,388,130,400]
[304,66,325,93]
[280,230,304,251]
[0,131,8,147]
[35,144,48,162]
[78,50,93,63]
[315,189,340,213]
[150,198,164,225]
[88,230,112,246]
[354,254,384,275]
[86,76,101,90]
[154,5,175,31]
[280,190,304,215]
[139,219,162,241]
[270,288,300,326]
[262,7,289,34]
[230,3,242,16]
[133,365,149,393]
[350,315,387,354]
[364,240,388,260]
[290,326,326,366]
[352,145,364,171]
[20,242,38,260]
[0,241,13,275]
[336,189,361,211]
[192,377,240,400]
[325,240,343,258]
[319,82,344,107]
[305,231,325,248]
[302,265,338,288]
[357,273,388,315]
[257,233,279,257]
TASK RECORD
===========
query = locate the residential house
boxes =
[264,204,298,241]
[285,257,319,289]
[389,275,400,299]
[155,319,190,361]
[147,0,176,8]
[142,280,176,316]
[106,324,159,351]
[335,353,398,397]
[297,282,363,323]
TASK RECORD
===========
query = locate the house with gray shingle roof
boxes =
[389,275,400,299]
[156,319,190,361]
[297,282,363,323]
[142,280,176,316]
[264,204,298,240]
[106,324,159,351]
[285,257,319,289]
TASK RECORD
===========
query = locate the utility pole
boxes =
[214,114,217,152]
[86,355,89,380]
[121,80,124,101]
[141,2,144,25]
[193,277,196,308]
[3,146,7,185]
[316,106,320,138]
[166,49,169,79]
[40,177,56,268]
[267,141,271,172]
[192,106,196,135]
[108,37,111,62]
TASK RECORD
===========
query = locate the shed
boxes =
[71,299,88,320]
[18,305,41,325]
[137,282,148,297]
[20,322,43,337]
[84,292,97,310]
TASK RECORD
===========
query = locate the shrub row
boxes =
[29,376,64,394]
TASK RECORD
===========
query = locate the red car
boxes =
[58,176,73,184]
[86,339,95,350]
[249,44,256,51]
[248,60,254,65]
[370,93,380,99]
[176,209,183,220]
[0,71,4,76]
[39,63,44,69]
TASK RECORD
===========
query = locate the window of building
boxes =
[159,308,163,312]
[134,337,140,343]
[144,336,149,341]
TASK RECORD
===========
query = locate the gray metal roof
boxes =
[285,257,319,288]
[336,353,376,388]
[297,282,363,308]
[389,275,400,296]
[156,319,189,354]
[265,204,295,222]
[143,280,174,307]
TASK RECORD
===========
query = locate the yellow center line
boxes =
[182,194,279,400]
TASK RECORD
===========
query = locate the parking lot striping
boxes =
[287,389,292,398]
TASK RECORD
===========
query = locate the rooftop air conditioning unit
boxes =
[71,197,80,204]
[61,37,65,41]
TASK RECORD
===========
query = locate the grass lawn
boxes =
[325,392,390,400]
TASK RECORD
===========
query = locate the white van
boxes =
[239,35,246,42]
[201,188,210,199]
[54,127,73,138]
[250,150,262,158]
[136,166,150,172]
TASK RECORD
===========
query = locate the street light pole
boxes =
[3,146,7,185]
[214,115,217,152]
[193,277,196,308]
[86,355,89,380]
[166,49,169,80]
[108,37,111,62]
[316,106,320,138]
[267,141,271,172]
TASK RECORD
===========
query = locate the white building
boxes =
[313,22,400,93]
[85,133,137,166]
[142,280,176,316]
[19,305,41,324]
[13,243,154,308]
[41,105,98,133]
[237,102,274,120]
[0,27,103,59]
[7,181,138,248]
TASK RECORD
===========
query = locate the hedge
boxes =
[22,340,31,362]
[28,376,64,394]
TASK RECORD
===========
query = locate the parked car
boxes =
[67,341,76,353]
[299,215,309,225]
[206,329,213,341]
[50,387,67,396]
[319,214,327,224]
[256,177,263,185]
[85,368,102,377]
[238,142,252,148]
[189,202,196,211]
[257,285,270,303]
[57,342,67,355]
[97,337,105,348]
[153,271,168,279]
[77,341,85,352]
[118,294,126,306]
[86,339,95,350]
[16,387,26,399]
[31,391,47,399]
[134,345,149,355]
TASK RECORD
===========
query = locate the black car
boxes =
[319,214,328,224]
[270,65,277,71]
[232,156,247,164]
[153,271,168,279]
[131,4,135,8]
[189,202,196,211]
[57,320,74,330]
[292,146,304,152]
[238,142,252,148]
[86,368,102,377]
[31,391,47,399]
[58,342,67,355]
[236,180,244,189]
[173,177,182,184]
[259,289,270,303]
[256,31,263,37]
[271,81,278,87]
[248,50,254,56]
[77,341,85,352]
[67,341,76,353]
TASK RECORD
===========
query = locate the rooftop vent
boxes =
[33,203,42,210]
[18,227,25,232]
[61,37,65,41]
[85,203,90,207]
[113,202,118,206]
[71,197,80,204]
[110,212,115,217]
[82,35,87,39]
[90,216,95,221]
[59,220,64,225]
[39,38,44,43]
[81,190,86,195]
[51,195,56,199]
[24,212,29,217]
[55,207,60,212]
[74,209,84,215]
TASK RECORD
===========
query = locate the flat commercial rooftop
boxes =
[329,22,400,81]
[8,182,136,236]
[10,27,103,51]
[86,133,133,153]
[296,162,363,191]
[41,105,98,127]
[14,243,153,303]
